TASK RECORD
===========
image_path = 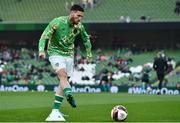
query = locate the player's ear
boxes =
[70,11,73,15]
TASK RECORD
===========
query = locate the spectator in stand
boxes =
[153,51,168,94]
[87,0,94,9]
[175,0,180,15]
[119,16,131,23]
[81,0,87,9]
[99,69,113,92]
[80,0,97,9]
[140,15,151,22]
[141,64,151,91]
[0,67,2,84]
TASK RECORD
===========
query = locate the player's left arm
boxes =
[80,24,92,58]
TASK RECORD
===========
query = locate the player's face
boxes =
[70,11,84,24]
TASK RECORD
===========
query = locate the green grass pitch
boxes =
[0,92,180,122]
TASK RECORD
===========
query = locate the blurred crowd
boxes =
[0,46,43,85]
[0,45,179,92]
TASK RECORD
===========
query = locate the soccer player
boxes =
[38,4,92,121]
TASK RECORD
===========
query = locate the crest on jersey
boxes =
[55,63,59,67]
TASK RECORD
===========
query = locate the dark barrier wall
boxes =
[0,22,180,49]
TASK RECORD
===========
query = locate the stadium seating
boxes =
[0,47,179,88]
[0,0,179,23]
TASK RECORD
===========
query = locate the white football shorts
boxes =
[49,55,74,77]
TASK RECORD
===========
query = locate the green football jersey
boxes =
[38,16,92,58]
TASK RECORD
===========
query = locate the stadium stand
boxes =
[0,0,179,90]
[0,0,179,23]
[0,45,179,88]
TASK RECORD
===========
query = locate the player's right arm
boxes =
[80,24,92,59]
[38,18,59,59]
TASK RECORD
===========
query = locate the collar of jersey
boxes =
[67,16,73,27]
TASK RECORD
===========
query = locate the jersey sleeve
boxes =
[38,18,59,52]
[80,24,92,58]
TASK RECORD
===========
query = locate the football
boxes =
[111,105,128,121]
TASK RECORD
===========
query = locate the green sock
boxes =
[53,94,64,109]
[63,87,72,97]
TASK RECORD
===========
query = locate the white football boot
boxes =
[45,109,66,122]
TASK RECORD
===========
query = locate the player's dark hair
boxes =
[70,4,84,12]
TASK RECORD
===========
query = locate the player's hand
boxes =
[87,57,93,63]
[39,51,46,60]
[87,52,93,62]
